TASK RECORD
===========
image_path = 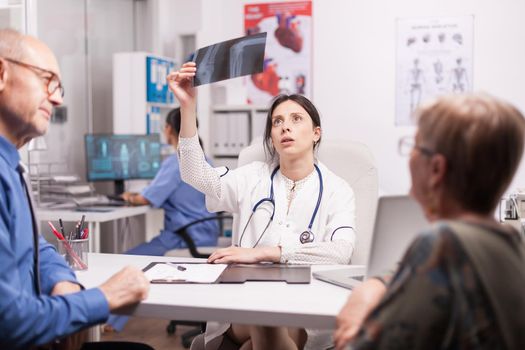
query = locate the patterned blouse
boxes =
[350,221,519,350]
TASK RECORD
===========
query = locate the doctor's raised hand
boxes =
[169,62,357,349]
[167,63,199,140]
[167,62,197,107]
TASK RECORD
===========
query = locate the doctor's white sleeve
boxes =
[178,133,222,199]
[178,133,249,214]
[280,241,354,265]
[280,181,356,265]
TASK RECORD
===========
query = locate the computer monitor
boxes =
[85,134,162,194]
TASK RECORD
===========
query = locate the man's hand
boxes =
[333,278,387,350]
[207,246,281,264]
[99,266,149,310]
[51,281,82,296]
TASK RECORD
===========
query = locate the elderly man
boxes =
[0,28,151,349]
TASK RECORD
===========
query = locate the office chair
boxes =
[165,212,233,258]
[164,212,233,348]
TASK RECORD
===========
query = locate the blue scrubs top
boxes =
[142,154,219,248]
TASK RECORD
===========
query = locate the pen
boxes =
[78,215,85,239]
[48,221,65,241]
[150,278,185,283]
[166,262,187,271]
[74,222,79,239]
[58,218,65,237]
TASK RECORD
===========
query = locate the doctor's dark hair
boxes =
[166,108,203,148]
[263,94,322,162]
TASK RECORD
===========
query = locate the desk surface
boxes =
[37,205,151,222]
[77,253,363,329]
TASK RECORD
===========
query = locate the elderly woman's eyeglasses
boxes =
[398,136,436,157]
[3,57,64,97]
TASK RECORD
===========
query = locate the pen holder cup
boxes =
[57,238,89,271]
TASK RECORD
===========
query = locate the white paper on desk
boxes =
[145,263,228,283]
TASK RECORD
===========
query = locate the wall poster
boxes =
[244,1,312,105]
[396,15,474,126]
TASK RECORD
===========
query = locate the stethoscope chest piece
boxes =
[239,164,323,247]
[299,230,315,244]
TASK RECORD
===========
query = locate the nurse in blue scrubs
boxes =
[122,108,219,255]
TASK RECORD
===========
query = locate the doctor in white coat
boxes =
[168,62,356,350]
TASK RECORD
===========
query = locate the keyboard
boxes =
[106,194,126,202]
[103,200,127,207]
[73,195,127,207]
[75,206,115,212]
[73,196,105,206]
[104,195,127,207]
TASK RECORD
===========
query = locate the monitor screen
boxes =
[85,134,161,181]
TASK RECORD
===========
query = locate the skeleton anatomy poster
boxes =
[244,1,312,105]
[396,15,474,126]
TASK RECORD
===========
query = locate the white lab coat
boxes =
[208,161,356,253]
[204,160,356,349]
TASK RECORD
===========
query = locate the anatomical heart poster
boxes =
[244,1,312,104]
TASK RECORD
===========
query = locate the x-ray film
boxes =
[192,32,267,86]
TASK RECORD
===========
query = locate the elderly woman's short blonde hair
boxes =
[415,93,525,214]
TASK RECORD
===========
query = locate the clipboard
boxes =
[143,262,227,284]
[143,262,311,284]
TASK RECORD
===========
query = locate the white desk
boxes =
[77,253,362,330]
[37,206,151,253]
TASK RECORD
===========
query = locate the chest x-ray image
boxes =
[192,32,267,86]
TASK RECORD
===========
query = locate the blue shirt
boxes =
[0,136,108,349]
[142,154,219,248]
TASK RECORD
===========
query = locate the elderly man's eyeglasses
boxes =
[398,136,436,157]
[3,57,64,97]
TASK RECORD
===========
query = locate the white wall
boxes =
[196,0,525,195]
[155,0,201,62]
[36,0,90,177]
[314,0,525,195]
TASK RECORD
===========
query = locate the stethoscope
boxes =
[238,164,323,248]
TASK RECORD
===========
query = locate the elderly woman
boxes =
[334,93,525,350]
